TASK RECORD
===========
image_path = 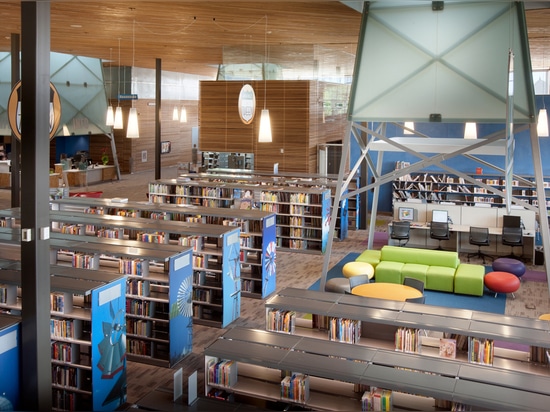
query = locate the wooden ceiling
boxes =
[0,1,550,78]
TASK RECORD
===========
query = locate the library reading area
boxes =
[3,1,550,411]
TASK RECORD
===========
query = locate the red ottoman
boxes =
[484,271,520,298]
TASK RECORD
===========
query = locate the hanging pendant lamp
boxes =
[464,122,477,139]
[258,15,272,143]
[537,108,549,137]
[126,19,139,138]
[106,47,115,127]
[172,106,180,121]
[114,39,123,129]
[180,106,187,123]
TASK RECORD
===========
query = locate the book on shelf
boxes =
[439,338,457,359]
[468,337,494,365]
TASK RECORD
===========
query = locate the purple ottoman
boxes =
[484,271,520,298]
[492,258,526,279]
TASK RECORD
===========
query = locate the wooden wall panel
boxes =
[199,80,349,174]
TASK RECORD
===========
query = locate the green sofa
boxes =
[356,245,485,296]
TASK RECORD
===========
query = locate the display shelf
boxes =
[45,209,240,328]
[205,326,550,411]
[0,262,127,411]
[392,170,550,208]
[50,197,276,299]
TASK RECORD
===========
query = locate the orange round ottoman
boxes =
[484,271,520,298]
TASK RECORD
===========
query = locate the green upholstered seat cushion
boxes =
[380,245,459,269]
[374,261,404,284]
[356,249,382,268]
[426,266,456,292]
[401,263,428,284]
[454,263,485,296]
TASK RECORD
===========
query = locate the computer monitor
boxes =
[432,210,448,223]
[503,215,521,228]
[398,207,414,221]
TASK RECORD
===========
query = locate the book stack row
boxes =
[51,341,77,362]
[50,319,77,339]
[207,359,237,387]
[394,327,421,353]
[119,258,147,276]
[280,373,309,403]
[266,309,295,334]
[329,317,361,344]
[127,279,151,297]
[361,388,392,411]
[468,337,494,365]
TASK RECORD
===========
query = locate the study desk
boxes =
[351,283,423,301]
[388,222,536,263]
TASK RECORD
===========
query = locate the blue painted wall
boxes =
[55,135,90,163]
[360,95,550,213]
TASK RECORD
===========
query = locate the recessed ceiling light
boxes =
[70,24,82,28]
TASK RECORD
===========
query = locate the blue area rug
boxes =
[312,252,507,314]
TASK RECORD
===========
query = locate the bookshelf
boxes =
[205,325,550,411]
[262,287,550,410]
[148,177,333,253]
[50,197,276,299]
[174,170,357,239]
[392,170,550,209]
[46,209,241,328]
[0,215,196,367]
[0,263,127,411]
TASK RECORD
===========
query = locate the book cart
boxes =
[0,257,127,411]
[148,178,332,254]
[50,197,276,299]
[258,287,550,411]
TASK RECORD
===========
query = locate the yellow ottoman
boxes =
[343,261,374,280]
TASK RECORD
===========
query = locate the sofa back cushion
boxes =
[380,245,459,269]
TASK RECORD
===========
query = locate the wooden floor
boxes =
[1,166,548,410]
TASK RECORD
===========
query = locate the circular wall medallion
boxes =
[238,84,256,125]
[8,80,62,141]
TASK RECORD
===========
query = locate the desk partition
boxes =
[391,201,536,262]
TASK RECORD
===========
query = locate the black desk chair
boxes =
[502,226,524,260]
[390,221,410,247]
[403,277,425,293]
[430,221,449,250]
[467,226,492,264]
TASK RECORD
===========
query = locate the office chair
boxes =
[405,296,426,304]
[390,221,410,247]
[429,221,449,250]
[467,226,492,264]
[403,277,425,293]
[349,275,371,290]
[502,226,524,260]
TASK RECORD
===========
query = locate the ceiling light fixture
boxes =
[258,15,272,143]
[464,122,477,139]
[105,47,115,126]
[180,106,187,123]
[404,121,415,135]
[126,19,139,138]
[113,39,123,129]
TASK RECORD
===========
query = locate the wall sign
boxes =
[8,80,62,141]
[238,84,256,125]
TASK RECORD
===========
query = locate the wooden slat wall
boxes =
[199,80,348,174]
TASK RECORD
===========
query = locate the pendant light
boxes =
[537,106,549,137]
[127,20,139,138]
[113,39,123,129]
[464,122,477,139]
[180,106,187,123]
[172,106,180,121]
[404,121,415,135]
[105,47,115,126]
[258,15,272,143]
